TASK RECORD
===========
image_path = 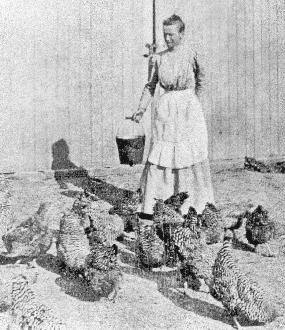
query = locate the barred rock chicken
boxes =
[155,206,200,267]
[172,207,201,259]
[153,198,185,225]
[244,156,271,173]
[155,222,182,267]
[84,216,107,245]
[210,229,278,329]
[2,203,54,265]
[172,207,208,291]
[182,241,221,292]
[57,194,121,300]
[85,200,124,245]
[56,195,91,277]
[136,220,165,269]
[175,206,223,293]
[108,189,141,232]
[244,205,276,255]
[8,274,67,329]
[85,228,122,301]
[164,192,189,214]
[200,202,223,244]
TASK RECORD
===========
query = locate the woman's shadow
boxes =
[51,139,139,229]
[51,139,135,201]
[51,139,90,191]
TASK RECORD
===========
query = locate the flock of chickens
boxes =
[0,182,281,329]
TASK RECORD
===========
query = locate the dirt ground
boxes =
[0,160,285,329]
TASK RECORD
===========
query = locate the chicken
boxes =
[108,188,141,232]
[244,156,271,173]
[151,196,188,265]
[153,198,185,225]
[85,230,122,301]
[57,194,121,300]
[56,194,91,277]
[84,199,124,245]
[172,207,208,291]
[200,202,223,244]
[136,220,165,269]
[9,273,67,329]
[155,206,200,268]
[272,161,285,173]
[2,203,54,266]
[210,229,278,329]
[243,205,276,255]
[164,192,189,214]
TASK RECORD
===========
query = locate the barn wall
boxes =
[155,0,285,160]
[0,0,284,172]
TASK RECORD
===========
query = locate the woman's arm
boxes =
[132,57,159,123]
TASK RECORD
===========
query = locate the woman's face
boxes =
[163,24,184,50]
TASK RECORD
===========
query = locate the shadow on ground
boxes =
[36,254,101,302]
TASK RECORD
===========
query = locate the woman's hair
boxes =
[163,14,185,33]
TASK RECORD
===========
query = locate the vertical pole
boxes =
[153,0,156,53]
[148,0,156,80]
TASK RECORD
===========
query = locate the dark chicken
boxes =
[244,156,271,173]
[164,192,189,213]
[244,205,275,254]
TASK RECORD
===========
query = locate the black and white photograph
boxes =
[0,0,284,329]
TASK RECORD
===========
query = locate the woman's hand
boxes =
[131,109,145,123]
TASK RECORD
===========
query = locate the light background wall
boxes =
[0,0,284,172]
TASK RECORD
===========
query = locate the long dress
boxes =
[138,42,214,215]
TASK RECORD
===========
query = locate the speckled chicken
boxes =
[136,220,165,269]
[181,240,221,292]
[172,207,208,290]
[2,203,54,264]
[200,202,223,244]
[56,194,91,277]
[210,230,278,329]
[151,196,188,263]
[85,228,122,301]
[155,206,201,267]
[244,205,276,253]
[84,199,124,244]
[172,207,202,259]
[108,189,141,232]
[57,194,122,299]
[153,198,185,225]
[244,205,275,246]
[9,273,67,329]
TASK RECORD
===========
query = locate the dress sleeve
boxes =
[193,52,205,96]
[136,56,159,114]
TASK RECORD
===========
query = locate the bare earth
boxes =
[0,160,285,330]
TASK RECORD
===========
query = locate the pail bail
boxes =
[116,117,145,166]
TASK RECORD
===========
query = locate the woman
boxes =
[132,14,214,218]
